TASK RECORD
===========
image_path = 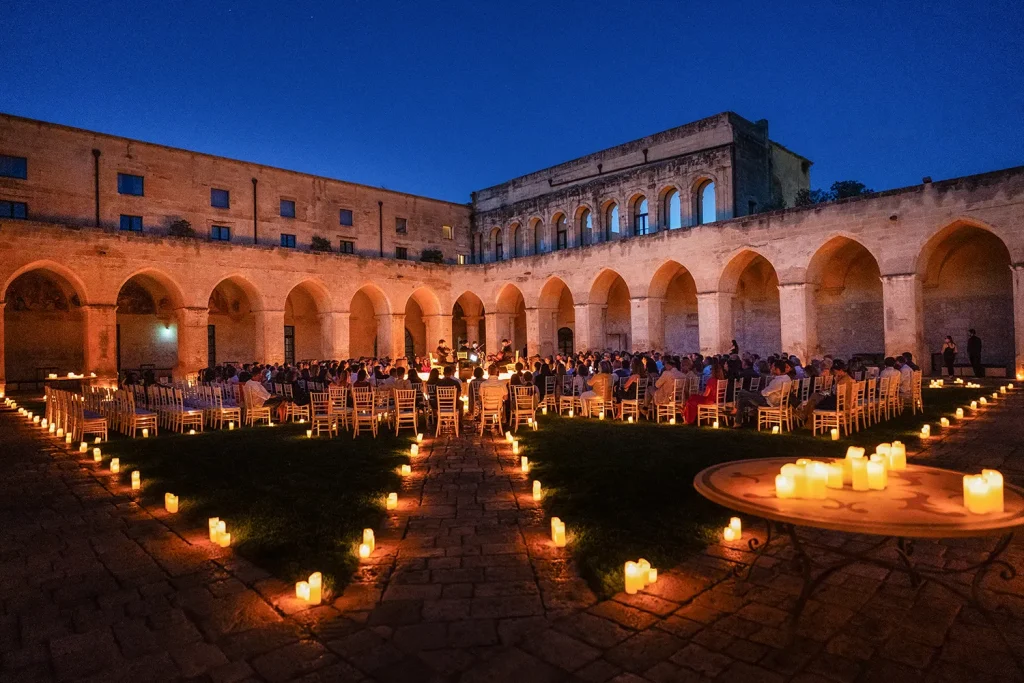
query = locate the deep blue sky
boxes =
[3,1,1022,203]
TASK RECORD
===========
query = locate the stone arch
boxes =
[573,204,594,248]
[589,269,632,350]
[720,250,781,355]
[650,260,698,354]
[658,184,683,230]
[495,283,527,358]
[917,220,1014,370]
[3,263,88,385]
[404,286,443,360]
[452,290,485,348]
[284,278,333,363]
[538,277,575,357]
[207,275,264,364]
[806,236,883,360]
[628,193,649,236]
[349,283,392,359]
[116,269,188,376]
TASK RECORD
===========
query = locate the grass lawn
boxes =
[517,383,998,597]
[16,397,411,595]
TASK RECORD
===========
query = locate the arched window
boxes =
[532,220,542,254]
[554,214,568,250]
[663,189,681,230]
[605,203,619,241]
[578,209,592,247]
[492,228,503,261]
[557,327,574,355]
[510,224,521,258]
[633,197,648,236]
[696,181,716,225]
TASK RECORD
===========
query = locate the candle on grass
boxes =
[521,456,529,473]
[110,458,120,474]
[532,480,542,501]
[142,428,149,438]
[551,517,566,547]
[542,406,548,415]
[416,433,423,443]
[568,409,574,418]
[363,528,375,553]
[164,493,178,513]
[627,416,634,424]
[93,448,102,463]
[955,408,964,420]
[599,411,605,420]
[80,441,89,453]
[410,443,419,456]
[386,493,398,510]
[401,464,411,476]
[94,436,101,444]
[669,417,676,425]
[306,429,313,438]
[228,422,235,430]
[830,428,839,441]
[713,420,719,429]
[512,440,519,455]
[131,471,141,490]
[188,429,196,435]
[771,425,780,434]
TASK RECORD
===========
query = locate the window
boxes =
[663,189,681,229]
[210,225,231,241]
[578,209,592,246]
[748,200,758,215]
[0,200,27,219]
[696,181,716,225]
[457,254,466,265]
[284,325,295,365]
[280,199,295,218]
[211,188,230,208]
[117,173,144,196]
[280,233,296,248]
[395,217,407,234]
[511,224,520,257]
[340,240,354,254]
[633,197,648,236]
[339,209,353,226]
[605,203,619,240]
[555,214,567,250]
[0,155,28,179]
[119,214,143,232]
[493,229,503,261]
[557,327,574,356]
[395,246,408,260]
[442,225,453,240]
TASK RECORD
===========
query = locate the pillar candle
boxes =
[980,397,987,406]
[637,559,651,588]
[598,411,605,420]
[1000,386,1007,394]
[830,428,839,441]
[306,429,313,438]
[93,448,102,463]
[94,436,101,444]
[65,433,72,444]
[729,517,742,537]
[982,469,1004,513]
[48,423,56,434]
[551,518,566,547]
[109,458,119,474]
[505,431,513,442]
[410,444,419,456]
[358,543,371,558]
[647,567,658,584]
[940,418,949,428]
[308,572,322,605]
[876,444,891,459]
[669,417,676,425]
[713,420,719,429]
[532,419,538,431]
[920,425,930,438]
[851,458,869,491]
[807,462,829,499]
[826,462,844,489]
[771,425,780,434]
[567,409,573,417]
[723,526,738,542]
[228,422,235,430]
[295,581,310,602]
[164,493,178,513]
[624,561,642,595]
[963,475,990,514]
[131,471,141,490]
[400,464,411,476]
[781,464,807,498]
[512,441,519,455]
[775,474,795,499]
[79,442,88,453]
[218,532,231,548]
[532,480,542,501]
[142,428,149,438]
[188,429,196,435]
[867,460,887,490]
[542,406,548,415]
[955,408,964,420]
[521,456,529,473]
[386,492,398,510]
[627,416,634,424]
[992,392,999,399]
[363,528,375,552]
[888,442,907,471]
[209,517,221,543]
[416,433,423,443]
[971,401,978,410]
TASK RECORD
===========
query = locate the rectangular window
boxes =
[339,209,353,226]
[211,225,231,241]
[0,155,28,179]
[457,254,466,265]
[395,246,408,260]
[284,325,295,365]
[211,188,230,208]
[280,233,296,248]
[117,173,144,196]
[340,240,355,254]
[556,230,567,250]
[119,214,143,232]
[442,225,453,240]
[0,200,28,219]
[395,217,407,234]
[280,199,296,218]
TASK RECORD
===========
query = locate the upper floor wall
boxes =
[0,114,473,264]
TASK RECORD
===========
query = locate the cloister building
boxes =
[1,111,1022,390]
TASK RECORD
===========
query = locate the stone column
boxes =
[778,283,818,362]
[573,303,606,352]
[253,309,285,364]
[319,310,349,360]
[881,274,924,365]
[484,312,500,355]
[174,306,209,380]
[630,296,664,352]
[462,315,482,344]
[1012,264,1024,377]
[423,314,453,353]
[0,302,6,393]
[83,303,118,380]
[376,313,406,360]
[697,291,733,356]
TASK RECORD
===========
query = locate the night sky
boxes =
[3,1,1022,203]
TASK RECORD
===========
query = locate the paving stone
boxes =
[519,627,601,671]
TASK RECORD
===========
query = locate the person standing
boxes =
[967,329,983,378]
[942,336,958,377]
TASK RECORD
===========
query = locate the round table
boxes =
[693,457,1024,665]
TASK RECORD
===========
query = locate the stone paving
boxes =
[1,391,1023,682]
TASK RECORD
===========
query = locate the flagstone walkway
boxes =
[1,391,1023,682]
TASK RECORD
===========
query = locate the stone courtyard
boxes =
[2,390,1022,683]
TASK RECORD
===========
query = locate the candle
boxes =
[110,458,120,474]
[867,460,887,490]
[164,493,178,513]
[729,517,742,537]
[308,572,322,605]
[723,526,738,542]
[295,581,310,602]
[551,518,566,547]
[955,408,964,420]
[93,448,102,463]
[41,418,48,428]
[65,433,72,444]
[712,420,719,429]
[306,429,313,438]
[830,428,839,441]
[624,561,642,595]
[131,471,141,490]
[532,480,542,501]
[505,431,513,442]
[637,559,651,588]
[228,422,235,430]
[781,464,807,498]
[826,462,844,489]
[982,469,1004,513]
[568,409,573,418]
[94,436,102,444]
[512,441,519,455]
[598,411,605,420]
[416,433,423,443]
[142,428,149,438]
[775,474,795,499]
[521,456,529,473]
[647,568,658,584]
[362,528,374,557]
[963,475,991,514]
[48,423,56,434]
[209,518,221,543]
[980,397,987,406]
[992,392,999,399]
[850,457,869,491]
[542,406,548,415]
[669,417,676,425]
[33,415,39,424]
[358,543,371,558]
[386,493,398,510]
[971,401,978,410]
[532,420,538,431]
[410,444,419,456]
[771,425,780,434]
[627,416,633,424]
[889,442,906,471]
[527,419,533,427]
[940,417,949,428]
[401,464,411,476]
[218,532,231,548]
[188,429,196,435]
[806,462,828,499]
[1000,386,1007,394]
[920,425,931,439]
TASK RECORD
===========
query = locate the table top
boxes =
[693,457,1024,538]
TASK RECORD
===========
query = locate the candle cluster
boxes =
[963,470,1004,514]
[359,528,375,558]
[208,518,231,547]
[295,572,323,605]
[550,517,566,547]
[928,379,945,389]
[624,558,658,594]
[775,444,905,499]
[722,517,742,541]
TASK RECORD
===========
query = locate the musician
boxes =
[436,339,451,365]
[499,338,513,363]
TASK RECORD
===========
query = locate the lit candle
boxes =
[110,458,120,474]
[867,459,887,490]
[624,561,642,595]
[512,441,519,455]
[308,572,322,605]
[551,518,566,547]
[627,416,633,424]
[228,422,235,430]
[358,543,371,558]
[830,428,839,441]
[521,456,529,473]
[532,480,542,501]
[505,431,513,443]
[386,492,398,510]
[306,429,313,438]
[410,444,419,456]
[64,433,72,444]
[955,408,964,420]
[992,392,999,399]
[669,417,676,425]
[48,423,56,434]
[729,517,742,537]
[527,418,533,427]
[775,474,795,499]
[416,433,423,443]
[209,517,221,543]
[982,469,1004,513]
[80,442,88,453]
[921,425,930,439]
[781,464,807,498]
[532,420,538,431]
[131,471,141,490]
[598,411,605,420]
[971,401,978,411]
[771,425,780,435]
[94,436,101,444]
[980,397,987,406]
[542,406,548,415]
[568,409,574,417]
[637,559,651,588]
[188,429,196,435]
[32,416,40,424]
[1000,386,1007,394]
[142,428,149,438]
[93,448,102,463]
[826,462,844,489]
[218,531,231,548]
[41,418,48,429]
[940,417,949,428]
[164,493,178,513]
[889,442,906,471]
[722,526,738,542]
[295,581,310,602]
[712,420,719,429]
[963,475,990,514]
[806,462,828,499]
[647,568,658,584]
[850,457,869,491]
[401,464,411,476]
